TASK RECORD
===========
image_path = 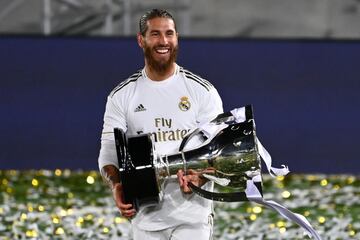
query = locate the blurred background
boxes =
[1,0,359,172]
[0,1,360,239]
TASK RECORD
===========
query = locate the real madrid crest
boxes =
[179,96,191,111]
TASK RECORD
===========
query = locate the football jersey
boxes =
[98,64,223,230]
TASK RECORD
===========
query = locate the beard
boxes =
[144,43,178,74]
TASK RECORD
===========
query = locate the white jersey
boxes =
[98,64,223,231]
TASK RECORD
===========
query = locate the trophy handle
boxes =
[178,128,201,152]
[188,182,249,201]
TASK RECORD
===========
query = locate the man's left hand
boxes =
[177,169,207,194]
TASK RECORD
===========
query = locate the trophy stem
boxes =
[158,150,212,177]
[153,153,184,178]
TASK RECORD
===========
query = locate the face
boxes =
[138,17,178,73]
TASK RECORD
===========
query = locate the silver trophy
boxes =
[114,105,323,240]
[114,105,262,210]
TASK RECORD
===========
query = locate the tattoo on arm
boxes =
[101,165,121,189]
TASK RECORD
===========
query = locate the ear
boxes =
[137,33,144,48]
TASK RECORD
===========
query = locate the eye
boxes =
[150,31,159,36]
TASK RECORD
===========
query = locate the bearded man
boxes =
[98,9,223,240]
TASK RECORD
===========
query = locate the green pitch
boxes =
[0,170,359,239]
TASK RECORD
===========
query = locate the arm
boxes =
[101,164,136,218]
[178,84,223,193]
[98,95,135,217]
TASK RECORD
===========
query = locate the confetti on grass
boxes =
[0,170,359,239]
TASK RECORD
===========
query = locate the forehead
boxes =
[146,17,176,32]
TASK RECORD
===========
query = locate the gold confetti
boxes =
[55,227,65,235]
[31,178,39,187]
[67,208,74,215]
[306,175,317,181]
[320,179,328,186]
[26,230,38,238]
[114,217,126,224]
[85,214,93,221]
[53,217,60,224]
[86,176,95,184]
[318,216,326,224]
[59,209,67,217]
[277,221,286,228]
[276,176,285,181]
[20,213,27,221]
[98,217,104,224]
[77,217,84,223]
[282,190,291,198]
[55,169,62,176]
[27,206,34,212]
[250,214,257,221]
[252,206,262,214]
[347,176,355,184]
[2,179,8,185]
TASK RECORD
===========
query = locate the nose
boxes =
[159,34,168,45]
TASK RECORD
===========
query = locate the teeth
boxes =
[156,49,169,54]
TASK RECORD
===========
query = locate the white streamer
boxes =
[245,179,322,240]
[230,107,290,177]
[230,107,321,239]
[256,138,290,177]
[202,173,230,186]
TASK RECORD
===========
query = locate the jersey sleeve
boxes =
[98,95,127,171]
[197,87,223,124]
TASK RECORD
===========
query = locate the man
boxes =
[98,9,223,240]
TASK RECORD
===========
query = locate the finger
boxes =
[119,206,136,217]
[177,170,184,186]
[121,208,136,215]
[121,210,136,218]
[182,177,192,193]
[118,203,133,210]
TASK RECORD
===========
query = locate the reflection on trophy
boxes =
[114,105,262,210]
[114,104,323,240]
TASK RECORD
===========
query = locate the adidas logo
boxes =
[134,104,146,112]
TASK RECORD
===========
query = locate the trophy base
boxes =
[114,129,160,210]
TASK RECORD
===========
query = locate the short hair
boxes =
[139,9,177,36]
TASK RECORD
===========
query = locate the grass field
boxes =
[0,170,359,239]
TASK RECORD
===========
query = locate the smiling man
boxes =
[98,9,223,240]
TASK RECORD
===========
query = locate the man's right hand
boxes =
[112,183,136,218]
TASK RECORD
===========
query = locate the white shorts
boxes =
[132,215,214,240]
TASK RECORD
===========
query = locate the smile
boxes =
[155,48,170,54]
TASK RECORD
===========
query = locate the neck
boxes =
[145,62,176,81]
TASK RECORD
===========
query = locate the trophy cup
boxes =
[114,105,322,240]
[114,105,262,210]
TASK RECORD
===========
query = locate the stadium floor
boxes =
[0,170,359,239]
